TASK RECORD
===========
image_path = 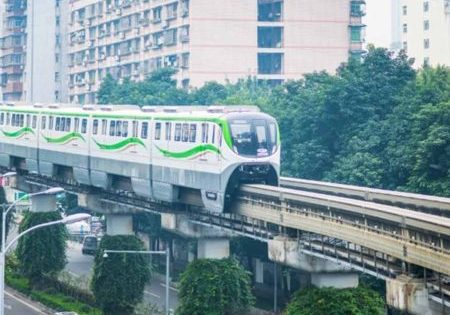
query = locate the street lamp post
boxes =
[103,249,171,315]
[0,185,76,315]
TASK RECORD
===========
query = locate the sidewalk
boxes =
[5,286,55,315]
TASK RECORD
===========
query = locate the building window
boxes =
[402,5,407,15]
[350,27,363,42]
[424,57,430,66]
[166,2,178,20]
[258,53,283,74]
[403,23,407,33]
[402,41,408,52]
[423,1,429,12]
[258,27,283,48]
[424,39,430,49]
[424,20,429,30]
[153,7,162,22]
[258,0,283,22]
[350,1,365,17]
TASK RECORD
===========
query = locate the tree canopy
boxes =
[16,211,67,284]
[91,235,151,315]
[283,286,385,315]
[176,258,255,315]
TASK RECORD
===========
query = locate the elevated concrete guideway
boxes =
[6,171,450,314]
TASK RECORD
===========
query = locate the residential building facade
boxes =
[392,0,450,67]
[0,0,69,102]
[68,0,366,104]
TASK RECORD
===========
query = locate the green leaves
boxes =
[16,211,68,285]
[91,235,152,315]
[176,258,255,315]
[284,286,385,315]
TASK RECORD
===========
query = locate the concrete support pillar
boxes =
[197,238,229,259]
[30,194,57,213]
[311,272,359,289]
[106,214,133,236]
[255,258,264,284]
[386,275,435,315]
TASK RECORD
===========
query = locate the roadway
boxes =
[4,289,49,315]
[66,241,179,312]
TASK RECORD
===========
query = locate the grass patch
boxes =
[6,272,101,315]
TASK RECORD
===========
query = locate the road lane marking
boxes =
[160,283,179,292]
[5,291,47,314]
[144,290,160,298]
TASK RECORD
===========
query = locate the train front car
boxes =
[216,111,280,212]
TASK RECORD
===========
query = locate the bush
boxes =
[283,286,385,315]
[176,258,255,315]
[91,235,152,315]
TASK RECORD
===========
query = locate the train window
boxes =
[269,123,277,148]
[109,121,115,136]
[182,123,189,142]
[92,119,98,135]
[74,118,80,132]
[19,114,24,127]
[116,121,122,137]
[101,119,107,135]
[211,125,215,144]
[141,122,148,139]
[189,124,196,142]
[61,118,66,132]
[49,116,54,130]
[26,114,30,127]
[32,115,37,129]
[41,116,46,130]
[165,122,172,141]
[55,117,61,131]
[81,119,87,134]
[201,123,209,143]
[132,121,138,137]
[6,113,10,126]
[0,113,4,125]
[174,123,181,141]
[155,122,161,140]
[122,121,128,137]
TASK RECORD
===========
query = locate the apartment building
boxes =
[68,0,366,104]
[0,0,69,102]
[0,0,27,101]
[392,0,450,67]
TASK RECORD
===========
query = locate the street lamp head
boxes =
[103,252,108,258]
[2,172,16,178]
[61,213,91,225]
[42,187,64,195]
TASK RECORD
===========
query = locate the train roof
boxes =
[0,103,261,118]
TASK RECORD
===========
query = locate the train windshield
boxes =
[229,118,277,157]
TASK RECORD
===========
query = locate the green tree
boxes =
[97,73,119,104]
[176,258,255,315]
[283,286,385,315]
[16,211,67,285]
[91,235,151,315]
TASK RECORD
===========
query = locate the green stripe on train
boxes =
[94,137,146,150]
[43,132,85,144]
[156,144,221,159]
[1,127,35,138]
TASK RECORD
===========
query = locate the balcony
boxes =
[3,82,23,93]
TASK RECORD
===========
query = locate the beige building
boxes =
[393,0,450,67]
[67,0,366,104]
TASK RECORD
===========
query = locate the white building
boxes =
[68,0,366,104]
[392,0,450,67]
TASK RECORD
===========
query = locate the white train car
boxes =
[0,103,280,212]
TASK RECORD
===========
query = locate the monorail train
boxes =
[0,103,280,212]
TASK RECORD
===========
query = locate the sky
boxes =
[364,0,392,48]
